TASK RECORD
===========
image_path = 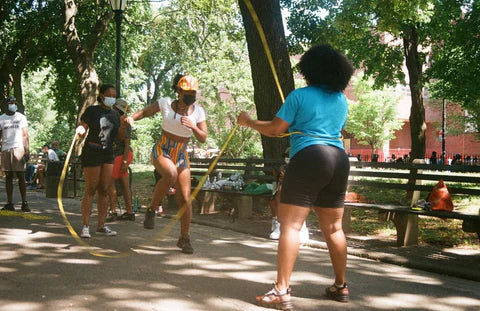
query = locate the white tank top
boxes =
[157,98,206,137]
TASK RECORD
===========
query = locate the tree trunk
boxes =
[403,26,426,161]
[63,0,110,123]
[238,0,294,159]
[11,70,24,113]
[0,62,12,107]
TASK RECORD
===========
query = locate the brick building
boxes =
[343,84,480,162]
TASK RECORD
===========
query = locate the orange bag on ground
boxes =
[427,179,454,211]
[344,192,368,203]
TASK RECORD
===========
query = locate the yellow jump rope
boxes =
[56,0,337,257]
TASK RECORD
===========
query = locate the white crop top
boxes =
[157,97,206,137]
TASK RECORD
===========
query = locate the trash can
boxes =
[45,161,72,198]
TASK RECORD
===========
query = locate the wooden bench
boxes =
[345,159,480,246]
[189,157,284,220]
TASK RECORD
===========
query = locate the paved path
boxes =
[1,183,479,311]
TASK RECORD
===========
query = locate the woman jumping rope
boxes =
[127,74,207,254]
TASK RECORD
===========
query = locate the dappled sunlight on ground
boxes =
[351,260,444,285]
[1,183,479,311]
[0,302,42,311]
[362,293,479,311]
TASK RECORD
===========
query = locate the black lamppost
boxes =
[442,98,446,161]
[110,0,127,98]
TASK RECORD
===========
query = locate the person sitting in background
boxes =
[43,144,59,162]
[32,144,60,189]
[51,140,66,161]
[451,153,462,165]
[25,162,37,186]
[429,151,437,165]
[25,159,42,190]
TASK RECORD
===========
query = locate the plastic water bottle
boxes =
[133,196,139,213]
[203,176,211,189]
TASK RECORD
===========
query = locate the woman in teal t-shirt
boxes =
[238,44,354,309]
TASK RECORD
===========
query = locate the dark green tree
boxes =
[428,1,480,132]
[0,1,57,111]
[283,0,468,160]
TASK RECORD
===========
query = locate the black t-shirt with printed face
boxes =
[81,105,120,154]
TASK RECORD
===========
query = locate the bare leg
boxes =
[5,171,14,203]
[119,175,132,213]
[37,164,45,188]
[97,163,114,229]
[175,167,192,237]
[107,181,117,214]
[276,203,310,291]
[313,206,347,285]
[81,166,101,226]
[150,155,177,212]
[16,171,27,202]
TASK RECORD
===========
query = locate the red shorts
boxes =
[112,151,133,179]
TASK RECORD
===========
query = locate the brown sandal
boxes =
[325,282,349,303]
[255,284,293,310]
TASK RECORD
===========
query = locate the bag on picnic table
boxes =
[243,183,272,195]
[427,179,454,211]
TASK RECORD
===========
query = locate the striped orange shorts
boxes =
[151,135,189,168]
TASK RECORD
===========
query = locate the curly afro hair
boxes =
[298,44,354,93]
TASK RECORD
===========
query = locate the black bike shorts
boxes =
[280,144,350,208]
[81,147,114,167]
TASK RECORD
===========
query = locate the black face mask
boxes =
[183,94,196,106]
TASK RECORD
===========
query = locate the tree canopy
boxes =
[2,0,479,160]
[283,0,471,160]
[428,1,480,132]
[345,76,403,155]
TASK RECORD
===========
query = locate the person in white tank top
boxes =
[128,74,207,254]
[0,96,30,212]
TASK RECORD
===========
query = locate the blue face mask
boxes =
[104,97,116,108]
[8,104,17,113]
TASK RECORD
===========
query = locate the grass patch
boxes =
[0,210,52,220]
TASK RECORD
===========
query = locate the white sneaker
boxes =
[299,221,310,245]
[80,225,91,238]
[96,225,117,236]
[269,217,280,240]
